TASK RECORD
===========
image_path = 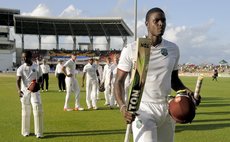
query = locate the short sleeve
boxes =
[83,65,87,73]
[16,66,22,77]
[63,60,70,67]
[117,42,135,72]
[173,44,180,71]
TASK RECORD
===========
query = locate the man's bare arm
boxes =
[16,76,23,97]
[114,69,134,123]
[171,70,187,91]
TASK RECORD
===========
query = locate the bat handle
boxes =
[124,123,132,142]
[194,76,203,99]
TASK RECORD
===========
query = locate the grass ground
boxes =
[0,73,230,142]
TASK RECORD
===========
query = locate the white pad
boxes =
[32,103,43,136]
[21,104,31,136]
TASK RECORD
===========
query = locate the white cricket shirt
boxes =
[63,59,76,76]
[118,39,179,103]
[55,63,64,74]
[17,63,42,90]
[83,63,98,81]
[40,64,50,74]
[102,63,112,84]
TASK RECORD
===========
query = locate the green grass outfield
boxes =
[0,73,230,142]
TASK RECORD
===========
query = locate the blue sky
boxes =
[1,0,230,64]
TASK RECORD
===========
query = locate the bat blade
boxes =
[127,38,151,112]
[124,38,151,142]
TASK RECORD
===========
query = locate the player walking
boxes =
[101,56,112,106]
[114,7,200,142]
[110,55,119,108]
[94,59,103,100]
[62,52,84,111]
[16,51,43,138]
[82,58,100,110]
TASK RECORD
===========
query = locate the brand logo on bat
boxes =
[140,42,150,48]
[128,89,141,111]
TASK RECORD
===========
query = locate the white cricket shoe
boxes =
[64,108,73,111]
[74,107,84,111]
[93,107,98,110]
[36,134,43,138]
[22,133,30,137]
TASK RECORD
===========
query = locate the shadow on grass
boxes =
[176,122,230,133]
[197,111,230,115]
[81,107,119,111]
[200,97,230,102]
[198,97,230,107]
[44,129,125,139]
[200,103,230,107]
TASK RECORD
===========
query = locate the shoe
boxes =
[45,89,48,92]
[88,106,92,110]
[42,90,44,92]
[63,90,66,92]
[59,90,61,92]
[104,103,110,106]
[36,134,43,138]
[93,107,98,110]
[64,108,73,111]
[22,133,29,137]
[74,107,84,111]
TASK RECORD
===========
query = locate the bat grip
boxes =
[124,123,132,142]
[194,79,203,99]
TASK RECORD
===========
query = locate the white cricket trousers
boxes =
[110,82,116,106]
[103,82,111,105]
[132,102,175,142]
[64,76,81,108]
[86,79,97,108]
[20,90,43,137]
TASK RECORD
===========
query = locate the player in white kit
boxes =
[62,53,84,111]
[82,58,100,110]
[110,55,120,108]
[101,56,113,106]
[114,7,200,142]
[94,59,103,100]
[16,51,43,138]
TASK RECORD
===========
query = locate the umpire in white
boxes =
[82,58,100,110]
[16,51,43,138]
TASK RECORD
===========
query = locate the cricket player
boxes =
[101,56,113,106]
[62,53,84,111]
[114,7,200,142]
[82,58,100,110]
[94,59,103,100]
[16,51,43,138]
[110,55,119,108]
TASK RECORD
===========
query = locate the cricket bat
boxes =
[124,38,151,142]
[194,74,204,100]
